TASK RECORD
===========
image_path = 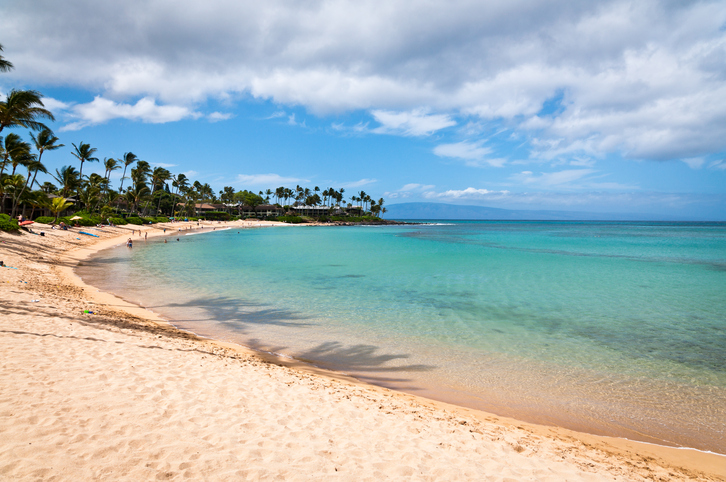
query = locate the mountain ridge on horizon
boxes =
[384,202,709,222]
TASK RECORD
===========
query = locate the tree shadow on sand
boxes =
[141,295,437,387]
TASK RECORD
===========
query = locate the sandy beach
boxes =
[1,221,724,481]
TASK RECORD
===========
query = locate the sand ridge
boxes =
[1,221,724,481]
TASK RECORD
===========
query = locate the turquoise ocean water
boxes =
[78,221,726,452]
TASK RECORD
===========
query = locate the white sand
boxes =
[1,222,723,481]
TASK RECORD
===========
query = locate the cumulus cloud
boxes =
[60,96,198,131]
[2,0,725,160]
[235,173,309,186]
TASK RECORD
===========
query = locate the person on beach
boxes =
[127,238,133,248]
[144,232,147,240]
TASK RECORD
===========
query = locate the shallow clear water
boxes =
[78,221,726,452]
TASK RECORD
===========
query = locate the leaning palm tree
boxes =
[49,197,74,223]
[0,43,14,73]
[71,142,98,191]
[0,89,55,134]
[29,129,63,189]
[102,157,119,188]
[101,157,119,205]
[118,152,137,193]
[12,156,47,217]
[2,135,34,214]
[115,152,137,213]
[4,174,26,215]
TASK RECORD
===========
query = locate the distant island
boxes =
[385,202,703,222]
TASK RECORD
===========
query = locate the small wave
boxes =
[185,227,231,236]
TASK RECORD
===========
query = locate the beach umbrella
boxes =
[70,216,83,220]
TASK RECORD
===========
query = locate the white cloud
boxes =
[207,112,233,122]
[422,187,510,201]
[60,96,198,131]
[433,141,506,167]
[338,178,378,188]
[387,183,436,198]
[236,173,309,186]
[41,97,72,112]
[2,0,726,160]
[371,108,456,136]
[400,183,435,191]
[152,162,177,168]
[511,169,597,187]
[710,159,726,171]
[682,157,705,169]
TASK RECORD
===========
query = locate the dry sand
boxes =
[1,221,724,481]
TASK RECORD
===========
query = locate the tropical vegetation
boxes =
[0,43,387,230]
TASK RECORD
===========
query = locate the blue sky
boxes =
[2,0,725,219]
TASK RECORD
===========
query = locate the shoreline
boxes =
[1,221,724,480]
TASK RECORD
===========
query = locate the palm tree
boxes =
[40,181,56,193]
[27,190,50,219]
[0,44,14,73]
[10,129,63,217]
[2,135,34,214]
[0,133,29,178]
[12,156,47,217]
[80,173,103,211]
[126,184,150,213]
[3,174,25,215]
[29,129,63,190]
[150,166,171,215]
[117,152,137,196]
[52,166,81,198]
[102,157,119,187]
[115,152,137,213]
[49,197,74,223]
[71,142,98,198]
[0,89,55,134]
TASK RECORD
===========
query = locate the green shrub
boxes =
[34,216,55,224]
[141,217,156,224]
[109,217,127,226]
[0,213,19,232]
[125,217,143,225]
[154,216,170,223]
[203,211,231,221]
[277,215,304,224]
